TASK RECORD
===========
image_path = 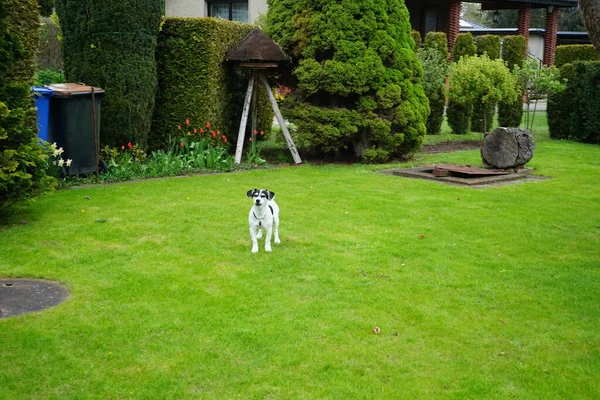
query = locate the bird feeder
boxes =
[226,29,301,164]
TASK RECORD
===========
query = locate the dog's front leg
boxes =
[264,226,272,252]
[250,226,259,253]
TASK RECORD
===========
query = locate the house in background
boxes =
[165,0,581,65]
[166,0,267,23]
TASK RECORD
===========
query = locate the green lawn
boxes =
[1,119,599,398]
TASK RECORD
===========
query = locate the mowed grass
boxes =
[1,133,599,398]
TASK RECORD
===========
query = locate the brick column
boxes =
[543,7,559,66]
[447,0,461,60]
[518,7,532,42]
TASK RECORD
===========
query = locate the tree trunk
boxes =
[481,128,535,169]
[580,0,600,52]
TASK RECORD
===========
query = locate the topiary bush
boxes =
[151,18,273,152]
[451,32,476,62]
[411,30,422,51]
[472,35,501,132]
[55,0,162,149]
[1,0,54,214]
[421,32,448,135]
[475,35,501,60]
[267,0,429,161]
[548,61,600,144]
[498,35,526,127]
[447,32,477,134]
[554,44,600,68]
[448,55,519,135]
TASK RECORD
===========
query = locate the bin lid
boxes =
[46,83,104,97]
[31,86,54,96]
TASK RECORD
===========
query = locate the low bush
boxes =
[34,68,65,85]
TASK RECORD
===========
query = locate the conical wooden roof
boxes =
[226,29,291,63]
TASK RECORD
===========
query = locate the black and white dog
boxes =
[246,189,280,253]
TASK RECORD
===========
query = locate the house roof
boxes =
[226,29,291,63]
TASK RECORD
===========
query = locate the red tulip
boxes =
[127,142,133,149]
[260,130,265,136]
[178,125,181,130]
[185,118,190,125]
[121,145,125,150]
[180,142,184,147]
[206,122,211,128]
[199,128,204,133]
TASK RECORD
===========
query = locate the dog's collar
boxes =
[253,205,274,225]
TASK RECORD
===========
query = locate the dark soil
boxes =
[419,140,482,154]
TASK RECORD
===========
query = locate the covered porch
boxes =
[405,0,579,65]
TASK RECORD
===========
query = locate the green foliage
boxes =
[34,67,64,85]
[554,44,600,68]
[475,35,501,60]
[267,0,429,161]
[514,58,565,133]
[446,99,471,134]
[425,32,448,61]
[419,37,448,135]
[55,0,163,149]
[410,30,421,50]
[548,64,576,141]
[501,35,527,70]
[548,61,600,144]
[451,32,476,62]
[471,35,501,131]
[498,35,526,127]
[151,18,273,152]
[0,0,54,214]
[38,0,55,17]
[448,54,519,133]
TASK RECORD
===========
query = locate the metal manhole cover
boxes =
[0,279,69,318]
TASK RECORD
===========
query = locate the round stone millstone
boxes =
[0,279,69,318]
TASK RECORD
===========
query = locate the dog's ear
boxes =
[246,189,256,198]
[267,190,275,200]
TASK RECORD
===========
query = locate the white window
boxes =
[207,1,249,23]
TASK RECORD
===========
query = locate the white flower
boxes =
[57,147,64,155]
[53,149,60,156]
[66,159,72,167]
[50,142,57,150]
[58,159,64,167]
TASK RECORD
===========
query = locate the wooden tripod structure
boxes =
[226,29,301,165]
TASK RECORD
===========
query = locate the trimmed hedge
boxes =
[548,61,600,144]
[471,35,501,132]
[411,30,422,51]
[1,0,54,212]
[55,0,162,148]
[554,45,600,68]
[446,99,471,134]
[267,0,429,161]
[425,31,448,61]
[151,18,273,152]
[451,32,476,62]
[498,35,526,127]
[423,32,448,135]
[475,35,501,60]
[447,33,476,134]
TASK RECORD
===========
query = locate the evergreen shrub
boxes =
[267,0,429,161]
[447,32,476,134]
[498,35,526,127]
[472,35,501,132]
[451,32,476,62]
[548,61,600,144]
[1,0,54,212]
[151,18,273,152]
[55,0,162,148]
[411,30,422,50]
[475,35,501,60]
[421,32,448,135]
[554,45,600,68]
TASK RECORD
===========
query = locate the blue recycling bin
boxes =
[32,86,54,142]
